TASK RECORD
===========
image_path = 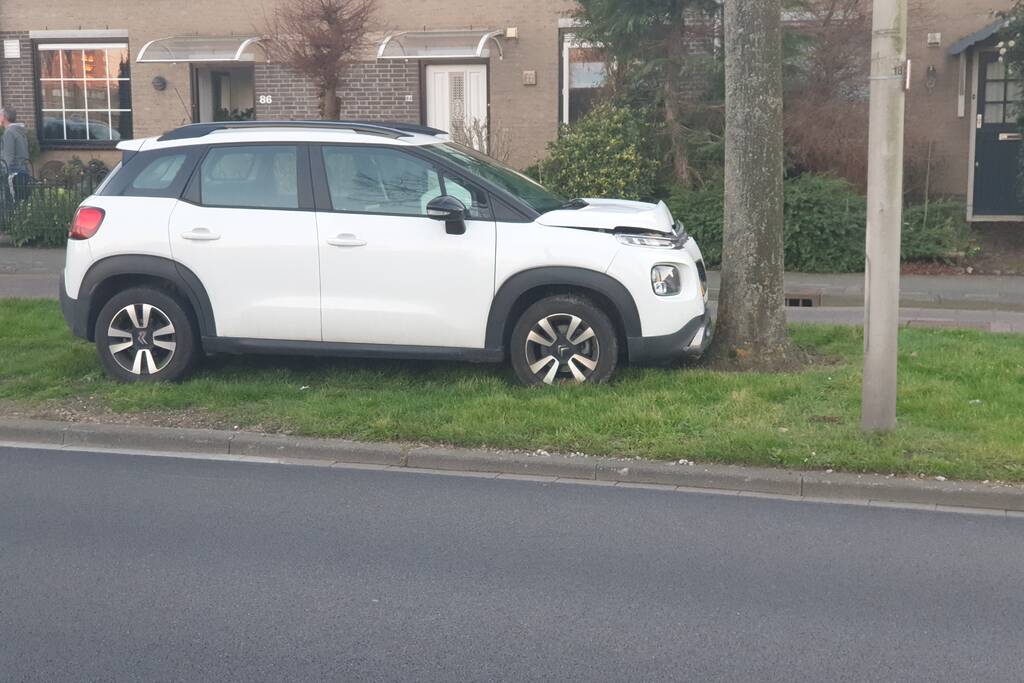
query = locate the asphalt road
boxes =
[1,446,1022,682]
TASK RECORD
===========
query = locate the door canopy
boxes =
[378,30,504,61]
[136,36,265,63]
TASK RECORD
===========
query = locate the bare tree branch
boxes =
[263,0,377,119]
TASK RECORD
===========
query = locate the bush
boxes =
[536,103,660,201]
[4,188,83,247]
[902,201,973,262]
[666,182,725,265]
[667,174,970,272]
[783,175,866,273]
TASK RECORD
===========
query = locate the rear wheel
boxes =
[510,295,618,386]
[94,287,199,383]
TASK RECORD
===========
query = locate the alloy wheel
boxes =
[523,313,601,384]
[106,303,177,376]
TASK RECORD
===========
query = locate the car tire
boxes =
[510,295,619,386]
[94,287,199,383]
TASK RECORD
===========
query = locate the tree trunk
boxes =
[321,77,341,120]
[664,21,692,187]
[708,0,800,371]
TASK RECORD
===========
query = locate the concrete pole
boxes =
[861,0,909,433]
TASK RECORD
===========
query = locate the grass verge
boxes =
[1,299,1022,482]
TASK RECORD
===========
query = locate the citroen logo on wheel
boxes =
[136,330,148,346]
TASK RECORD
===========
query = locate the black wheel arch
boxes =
[77,255,216,342]
[485,267,642,351]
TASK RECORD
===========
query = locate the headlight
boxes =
[616,233,677,249]
[651,265,681,296]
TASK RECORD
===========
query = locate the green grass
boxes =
[2,299,1023,481]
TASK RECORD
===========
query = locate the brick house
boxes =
[0,0,1020,221]
[0,0,589,172]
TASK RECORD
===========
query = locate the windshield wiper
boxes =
[559,198,589,210]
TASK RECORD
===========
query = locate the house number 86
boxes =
[258,95,273,105]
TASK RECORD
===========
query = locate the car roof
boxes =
[119,120,450,153]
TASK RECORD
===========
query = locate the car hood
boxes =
[536,199,676,235]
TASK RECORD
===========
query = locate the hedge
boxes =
[668,175,972,273]
[2,187,84,248]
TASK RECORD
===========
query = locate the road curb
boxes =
[2,417,1023,513]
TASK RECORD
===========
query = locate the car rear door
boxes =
[168,143,322,341]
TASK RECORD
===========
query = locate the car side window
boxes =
[131,154,187,191]
[200,145,299,210]
[442,174,492,221]
[322,146,442,216]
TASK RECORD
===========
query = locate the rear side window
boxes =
[200,145,299,210]
[132,154,186,191]
[100,148,199,198]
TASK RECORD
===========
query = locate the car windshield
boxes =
[422,142,567,214]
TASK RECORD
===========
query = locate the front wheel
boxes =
[94,287,199,383]
[510,295,619,386]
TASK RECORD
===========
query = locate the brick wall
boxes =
[0,32,36,135]
[253,60,420,124]
[253,62,322,120]
[336,61,420,123]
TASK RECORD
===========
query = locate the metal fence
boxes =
[1,164,107,245]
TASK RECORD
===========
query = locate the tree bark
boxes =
[321,77,341,120]
[708,0,799,371]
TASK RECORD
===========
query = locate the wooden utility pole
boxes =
[861,0,909,432]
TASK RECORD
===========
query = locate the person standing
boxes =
[1,105,31,201]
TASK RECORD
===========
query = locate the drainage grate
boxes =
[784,292,821,308]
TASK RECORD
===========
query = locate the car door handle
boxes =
[326,234,367,248]
[181,228,221,241]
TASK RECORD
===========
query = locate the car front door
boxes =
[169,143,322,341]
[313,144,496,349]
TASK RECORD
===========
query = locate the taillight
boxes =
[69,206,105,240]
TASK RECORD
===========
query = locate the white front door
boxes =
[425,64,488,151]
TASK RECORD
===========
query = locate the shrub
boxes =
[536,103,660,201]
[666,182,725,265]
[667,174,970,272]
[783,174,866,273]
[902,201,973,262]
[4,187,83,247]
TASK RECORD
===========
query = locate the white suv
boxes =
[60,121,711,385]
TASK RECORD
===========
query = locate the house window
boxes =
[561,33,607,125]
[37,42,132,144]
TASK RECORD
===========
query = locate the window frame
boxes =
[981,54,1022,126]
[32,38,133,150]
[183,142,314,212]
[559,31,608,126]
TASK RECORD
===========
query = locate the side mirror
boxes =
[427,195,468,235]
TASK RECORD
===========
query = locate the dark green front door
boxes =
[974,52,1024,217]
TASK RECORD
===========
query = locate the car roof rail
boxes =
[338,120,449,137]
[156,120,448,142]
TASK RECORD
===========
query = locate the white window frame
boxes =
[37,41,132,144]
[561,33,608,125]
